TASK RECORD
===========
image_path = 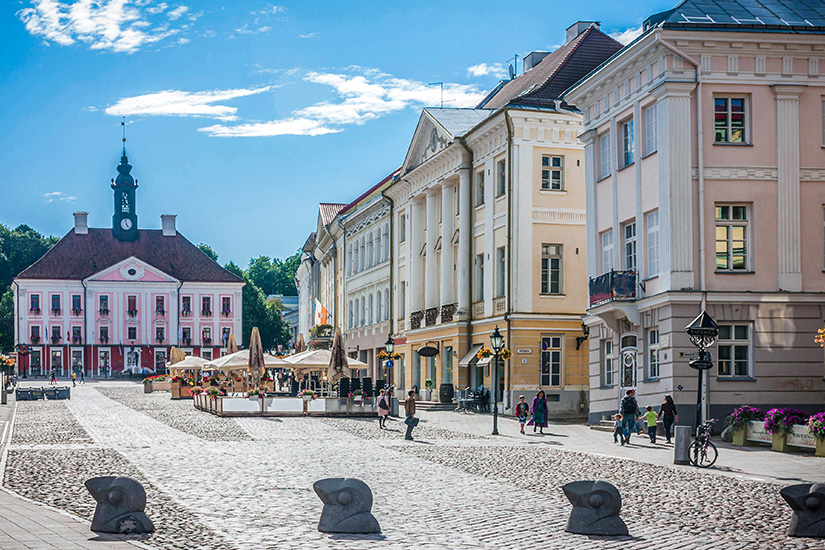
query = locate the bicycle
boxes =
[688,418,718,468]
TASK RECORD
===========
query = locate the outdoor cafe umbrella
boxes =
[328,328,348,385]
[203,350,288,372]
[284,349,368,377]
[249,327,265,388]
[169,347,187,365]
[225,334,238,355]
[167,355,208,373]
[294,333,306,354]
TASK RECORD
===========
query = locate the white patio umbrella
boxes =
[203,349,288,372]
[284,349,368,377]
[167,355,208,373]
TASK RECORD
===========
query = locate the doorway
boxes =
[619,334,638,389]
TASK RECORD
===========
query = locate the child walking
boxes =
[515,395,530,434]
[613,414,623,444]
[641,405,658,443]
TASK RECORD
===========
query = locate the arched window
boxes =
[384,289,390,321]
[360,238,366,271]
[375,229,382,265]
[353,246,358,274]
[348,301,353,329]
[383,224,390,261]
[368,294,374,325]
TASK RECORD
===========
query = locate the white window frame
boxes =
[601,230,614,273]
[496,159,506,196]
[540,244,563,295]
[496,246,506,297]
[476,253,484,302]
[646,210,659,277]
[715,204,749,271]
[399,214,406,243]
[541,335,563,387]
[604,340,615,387]
[646,328,659,379]
[476,170,485,206]
[620,118,634,167]
[541,155,564,190]
[644,104,657,155]
[623,221,636,273]
[717,324,752,378]
[713,96,748,144]
[599,131,611,179]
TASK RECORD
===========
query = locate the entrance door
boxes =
[126,351,139,373]
[619,334,638,389]
[443,346,453,385]
[71,349,83,376]
[50,350,63,376]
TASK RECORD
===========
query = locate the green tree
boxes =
[197,243,219,263]
[246,251,301,297]
[225,261,290,352]
[0,224,58,290]
[0,289,13,352]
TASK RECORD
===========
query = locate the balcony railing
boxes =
[221,309,232,317]
[493,296,506,315]
[30,336,40,344]
[127,309,139,317]
[182,338,192,345]
[99,308,109,316]
[473,301,484,318]
[99,337,109,343]
[29,308,41,314]
[71,337,82,344]
[181,309,192,316]
[589,270,637,306]
[50,308,61,315]
[155,309,166,316]
[71,308,82,316]
[201,309,212,317]
[50,337,62,344]
[202,338,212,345]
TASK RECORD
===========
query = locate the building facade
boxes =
[563,0,825,425]
[384,23,623,413]
[13,149,244,377]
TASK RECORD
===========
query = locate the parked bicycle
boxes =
[688,418,718,468]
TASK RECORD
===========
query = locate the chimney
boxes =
[161,214,176,236]
[523,51,550,72]
[73,212,88,235]
[566,21,599,43]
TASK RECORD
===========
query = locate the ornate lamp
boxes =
[490,326,504,435]
[685,310,719,430]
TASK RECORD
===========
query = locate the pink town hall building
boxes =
[12,148,244,377]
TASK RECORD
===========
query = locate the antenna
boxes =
[508,53,520,77]
[508,64,515,80]
[121,116,126,154]
[428,82,444,108]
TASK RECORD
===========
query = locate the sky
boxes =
[0,0,675,266]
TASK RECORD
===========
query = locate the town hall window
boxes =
[203,327,212,343]
[99,326,108,342]
[127,327,137,340]
[30,326,40,341]
[541,156,564,190]
[51,294,61,313]
[72,326,81,341]
[222,297,231,315]
[30,294,40,312]
[182,296,192,314]
[71,295,82,313]
[202,297,212,315]
[182,327,191,342]
[155,296,165,314]
[714,97,747,143]
[99,295,109,314]
[127,295,137,315]
[715,205,749,271]
[156,326,165,342]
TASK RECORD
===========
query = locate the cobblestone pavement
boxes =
[4,382,824,550]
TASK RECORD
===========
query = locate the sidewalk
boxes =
[415,409,825,485]
[0,391,148,550]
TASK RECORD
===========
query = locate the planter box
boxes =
[171,383,180,399]
[785,424,816,450]
[771,432,788,452]
[179,386,193,399]
[144,383,153,393]
[153,381,171,391]
[745,421,772,445]
[817,437,825,457]
[732,426,750,446]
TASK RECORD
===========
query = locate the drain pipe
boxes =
[457,137,475,388]
[504,108,514,411]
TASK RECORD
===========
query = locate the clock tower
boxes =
[111,140,138,242]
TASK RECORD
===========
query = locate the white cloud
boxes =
[200,67,486,137]
[43,192,77,203]
[609,24,644,45]
[298,32,316,38]
[467,62,508,79]
[105,86,273,121]
[251,5,285,16]
[17,0,193,53]
[235,23,270,35]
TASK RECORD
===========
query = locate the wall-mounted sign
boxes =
[517,349,531,354]
[417,346,438,357]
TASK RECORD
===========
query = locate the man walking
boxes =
[619,389,641,445]
[403,390,417,441]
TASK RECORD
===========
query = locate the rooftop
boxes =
[646,0,825,33]
[424,108,495,137]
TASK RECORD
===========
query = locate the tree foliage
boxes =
[246,252,300,297]
[233,270,291,352]
[197,243,219,263]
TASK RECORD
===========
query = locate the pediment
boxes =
[85,256,179,284]
[401,111,454,174]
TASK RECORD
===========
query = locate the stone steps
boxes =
[415,401,456,411]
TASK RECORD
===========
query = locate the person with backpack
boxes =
[376,388,390,429]
[619,389,641,445]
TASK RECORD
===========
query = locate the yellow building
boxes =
[383,23,623,415]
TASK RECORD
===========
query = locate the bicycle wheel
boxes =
[688,440,718,468]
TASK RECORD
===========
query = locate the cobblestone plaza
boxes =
[2,382,825,549]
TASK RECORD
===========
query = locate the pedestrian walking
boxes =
[71,370,77,387]
[613,414,624,444]
[79,369,85,384]
[376,389,390,428]
[528,390,548,434]
[657,395,679,444]
[277,371,285,391]
[641,405,658,443]
[619,389,641,445]
[49,369,56,385]
[515,395,530,434]
[403,390,418,441]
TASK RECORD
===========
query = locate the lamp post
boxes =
[384,335,395,396]
[490,326,504,435]
[685,311,719,431]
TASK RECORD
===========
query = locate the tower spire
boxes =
[121,116,127,157]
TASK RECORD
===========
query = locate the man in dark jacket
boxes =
[619,389,641,445]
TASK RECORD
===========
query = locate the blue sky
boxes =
[0,0,674,266]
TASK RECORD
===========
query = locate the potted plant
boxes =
[143,377,154,393]
[725,406,766,446]
[764,408,809,452]
[298,389,316,402]
[170,375,183,399]
[422,379,434,401]
[349,389,365,405]
[246,386,267,399]
[808,412,825,457]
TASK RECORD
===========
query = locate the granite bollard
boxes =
[562,480,628,536]
[313,478,381,534]
[85,476,154,534]
[781,483,825,537]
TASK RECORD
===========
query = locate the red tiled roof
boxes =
[479,26,623,110]
[319,203,347,227]
[16,228,243,283]
[339,169,400,216]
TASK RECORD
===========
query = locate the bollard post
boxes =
[674,425,691,464]
[1,373,6,405]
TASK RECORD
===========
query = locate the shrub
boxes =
[763,408,809,435]
[724,406,766,431]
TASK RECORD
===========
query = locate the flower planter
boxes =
[732,426,749,446]
[420,389,431,401]
[171,383,181,399]
[144,382,153,393]
[302,394,314,402]
[771,432,788,452]
[179,386,193,399]
[153,381,171,391]
[816,438,825,458]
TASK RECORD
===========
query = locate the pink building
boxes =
[12,149,244,377]
[564,0,825,425]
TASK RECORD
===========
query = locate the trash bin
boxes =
[30,388,44,400]
[56,387,71,400]
[44,388,58,400]
[439,383,454,403]
[15,388,30,401]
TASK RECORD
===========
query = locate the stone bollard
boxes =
[562,480,628,536]
[313,478,381,534]
[673,425,692,465]
[85,476,154,534]
[780,483,825,537]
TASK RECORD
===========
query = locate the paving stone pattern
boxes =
[96,387,252,442]
[5,383,825,550]
[317,417,483,440]
[11,400,91,446]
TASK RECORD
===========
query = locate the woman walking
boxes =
[529,390,548,434]
[657,395,679,444]
[376,388,390,429]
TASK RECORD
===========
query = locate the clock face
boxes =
[120,218,133,230]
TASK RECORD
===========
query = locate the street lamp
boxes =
[384,335,395,396]
[685,310,719,430]
[490,326,504,435]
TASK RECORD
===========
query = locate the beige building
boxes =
[383,23,623,414]
[563,0,825,425]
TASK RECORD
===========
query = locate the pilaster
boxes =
[457,163,471,319]
[425,188,439,310]
[440,181,456,307]
[409,198,424,315]
[580,130,598,282]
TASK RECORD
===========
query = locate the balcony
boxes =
[473,301,484,318]
[425,307,439,327]
[589,270,637,307]
[440,303,457,323]
[410,311,423,330]
[493,296,506,315]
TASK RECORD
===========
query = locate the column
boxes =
[457,162,471,319]
[409,197,424,315]
[773,85,805,292]
[440,181,455,307]
[425,188,439,311]
[580,130,598,281]
[652,82,696,291]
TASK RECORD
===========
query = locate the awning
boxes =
[458,344,483,367]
